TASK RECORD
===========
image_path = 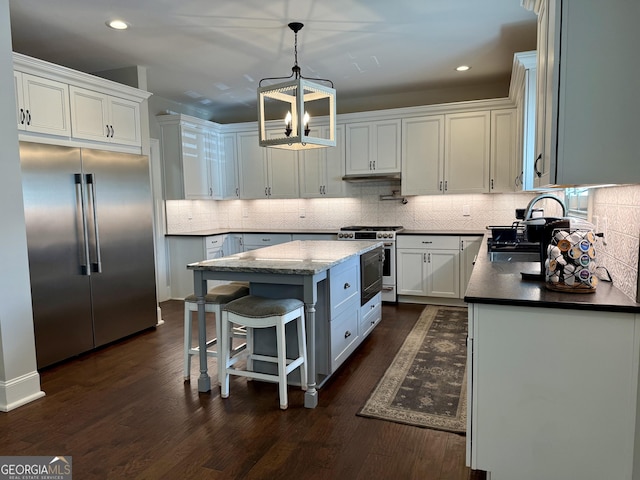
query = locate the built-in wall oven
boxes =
[337,226,403,302]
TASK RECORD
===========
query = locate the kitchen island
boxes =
[464,236,640,480]
[188,240,383,408]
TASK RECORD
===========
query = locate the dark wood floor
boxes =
[0,300,485,479]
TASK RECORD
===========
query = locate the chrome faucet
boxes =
[523,193,567,220]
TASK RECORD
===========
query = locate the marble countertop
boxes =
[464,235,640,313]
[187,240,382,275]
[166,228,487,237]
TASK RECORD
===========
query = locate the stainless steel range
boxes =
[337,226,403,302]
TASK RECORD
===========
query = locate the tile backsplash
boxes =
[591,185,640,301]
[166,183,541,233]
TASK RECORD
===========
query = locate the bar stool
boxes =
[220,296,307,410]
[183,282,250,383]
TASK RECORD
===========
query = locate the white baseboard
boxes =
[0,370,45,412]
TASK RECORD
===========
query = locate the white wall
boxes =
[0,0,44,411]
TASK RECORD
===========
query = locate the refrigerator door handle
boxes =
[74,173,91,276]
[86,173,103,273]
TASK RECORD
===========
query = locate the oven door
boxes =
[361,247,383,305]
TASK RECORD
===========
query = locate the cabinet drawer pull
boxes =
[439,180,443,191]
[344,282,351,289]
[421,241,432,244]
[534,153,542,178]
[344,330,352,339]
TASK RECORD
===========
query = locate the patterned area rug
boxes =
[358,305,468,434]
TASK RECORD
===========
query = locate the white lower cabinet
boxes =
[468,303,640,480]
[167,234,228,299]
[397,235,460,299]
[328,256,361,372]
[359,294,382,338]
[460,236,483,296]
[330,306,360,372]
[242,233,292,252]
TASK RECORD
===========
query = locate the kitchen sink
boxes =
[487,239,540,263]
[489,251,540,263]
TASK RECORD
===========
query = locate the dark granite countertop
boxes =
[464,235,640,313]
[399,230,485,236]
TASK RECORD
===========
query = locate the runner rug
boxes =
[358,305,468,434]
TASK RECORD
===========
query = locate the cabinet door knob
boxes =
[344,282,351,289]
[344,330,352,339]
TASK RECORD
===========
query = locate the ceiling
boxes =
[8,0,537,123]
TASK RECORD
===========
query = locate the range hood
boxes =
[342,173,401,183]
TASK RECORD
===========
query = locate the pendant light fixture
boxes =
[258,22,336,150]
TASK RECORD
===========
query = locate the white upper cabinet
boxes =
[402,110,495,195]
[237,131,268,199]
[528,0,640,186]
[219,132,240,199]
[70,86,141,146]
[237,130,299,199]
[13,53,150,150]
[509,51,537,191]
[158,115,216,200]
[345,119,401,175]
[401,115,444,195]
[489,109,517,193]
[265,130,299,199]
[299,124,347,198]
[14,71,71,137]
[445,111,491,195]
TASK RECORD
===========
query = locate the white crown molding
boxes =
[13,52,151,103]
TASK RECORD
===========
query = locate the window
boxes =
[564,187,590,219]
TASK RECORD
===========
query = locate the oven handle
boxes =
[381,286,394,291]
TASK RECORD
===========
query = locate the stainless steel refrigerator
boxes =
[20,141,157,368]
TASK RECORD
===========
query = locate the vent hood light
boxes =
[456,65,470,72]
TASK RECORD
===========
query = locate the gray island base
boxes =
[187,240,383,408]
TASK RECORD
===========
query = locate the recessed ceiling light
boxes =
[456,65,471,72]
[106,19,129,30]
